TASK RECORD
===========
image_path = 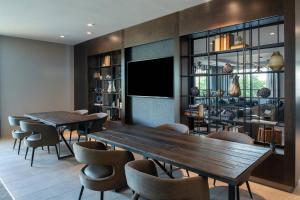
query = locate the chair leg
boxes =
[100,191,104,200]
[246,181,253,199]
[13,139,17,150]
[17,139,22,155]
[170,164,173,175]
[77,135,81,142]
[31,147,35,167]
[132,193,140,200]
[47,146,50,154]
[186,169,190,177]
[42,146,44,150]
[213,179,216,186]
[54,144,60,160]
[78,186,84,200]
[25,147,29,159]
[69,131,72,143]
[85,135,88,141]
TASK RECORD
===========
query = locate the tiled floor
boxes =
[0,135,299,200]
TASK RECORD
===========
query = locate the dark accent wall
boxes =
[125,39,176,126]
[74,0,297,191]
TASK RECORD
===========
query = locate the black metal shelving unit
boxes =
[180,16,285,151]
[88,50,122,120]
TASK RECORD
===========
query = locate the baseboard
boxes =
[250,176,294,192]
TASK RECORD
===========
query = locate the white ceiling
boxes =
[0,0,209,45]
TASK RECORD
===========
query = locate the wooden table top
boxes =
[90,121,272,185]
[25,111,98,127]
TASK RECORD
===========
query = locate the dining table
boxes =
[25,111,101,159]
[89,121,273,200]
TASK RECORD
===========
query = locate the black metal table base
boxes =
[152,159,174,179]
[57,130,74,159]
[228,184,240,200]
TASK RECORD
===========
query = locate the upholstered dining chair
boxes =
[73,141,134,200]
[156,123,190,177]
[77,112,108,142]
[20,120,60,167]
[8,116,31,155]
[67,109,89,143]
[125,159,210,200]
[207,131,254,199]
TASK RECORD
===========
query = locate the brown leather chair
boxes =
[73,141,134,200]
[8,116,31,155]
[20,120,60,167]
[156,123,189,134]
[125,159,210,200]
[207,131,254,199]
[156,123,190,176]
[67,109,89,143]
[77,113,108,142]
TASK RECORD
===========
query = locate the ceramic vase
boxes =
[269,51,284,71]
[229,75,241,97]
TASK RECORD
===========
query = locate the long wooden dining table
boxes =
[89,121,272,200]
[25,111,101,159]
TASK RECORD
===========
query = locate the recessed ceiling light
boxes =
[87,23,94,27]
[86,31,92,35]
[270,32,275,36]
[60,35,65,38]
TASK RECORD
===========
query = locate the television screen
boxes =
[127,57,174,98]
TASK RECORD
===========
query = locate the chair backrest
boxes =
[156,123,189,134]
[73,109,88,115]
[87,113,108,133]
[8,116,30,127]
[125,160,209,200]
[207,131,254,145]
[20,120,59,146]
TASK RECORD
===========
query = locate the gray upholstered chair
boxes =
[156,123,189,134]
[20,120,60,167]
[77,112,108,142]
[156,123,190,176]
[73,109,89,115]
[67,109,89,143]
[73,141,134,200]
[8,116,31,155]
[207,131,254,199]
[125,159,210,200]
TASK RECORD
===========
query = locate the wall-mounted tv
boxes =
[127,57,174,98]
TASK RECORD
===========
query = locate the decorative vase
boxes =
[257,87,271,98]
[107,81,112,93]
[111,81,116,93]
[223,63,233,74]
[269,51,284,71]
[190,87,200,96]
[229,75,241,97]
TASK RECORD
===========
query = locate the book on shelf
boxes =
[102,55,111,67]
[214,34,234,52]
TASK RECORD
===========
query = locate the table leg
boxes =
[228,184,236,200]
[152,159,174,179]
[57,130,74,159]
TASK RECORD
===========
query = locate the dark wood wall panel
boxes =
[124,13,178,48]
[283,0,296,188]
[86,31,122,56]
[179,0,284,36]
[74,43,88,109]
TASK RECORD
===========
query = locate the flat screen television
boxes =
[127,57,174,98]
